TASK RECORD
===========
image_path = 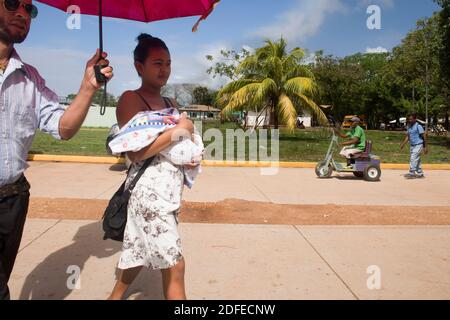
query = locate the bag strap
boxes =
[134,91,152,111]
[163,97,175,109]
[126,156,154,193]
[135,91,175,111]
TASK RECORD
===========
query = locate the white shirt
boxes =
[0,48,65,186]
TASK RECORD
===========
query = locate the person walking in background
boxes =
[401,114,428,179]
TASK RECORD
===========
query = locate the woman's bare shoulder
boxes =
[118,90,140,103]
[116,90,143,127]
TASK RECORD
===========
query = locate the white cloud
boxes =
[169,41,232,89]
[16,42,227,98]
[365,46,388,53]
[250,0,346,44]
[18,45,145,97]
[18,45,93,96]
[250,0,396,45]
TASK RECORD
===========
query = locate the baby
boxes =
[109,108,204,188]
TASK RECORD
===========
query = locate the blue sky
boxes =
[16,0,441,97]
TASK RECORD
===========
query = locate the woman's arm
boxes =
[116,91,194,163]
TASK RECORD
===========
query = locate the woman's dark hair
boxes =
[133,33,169,64]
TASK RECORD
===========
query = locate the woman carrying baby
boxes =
[108,34,195,300]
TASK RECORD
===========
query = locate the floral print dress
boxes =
[118,154,184,270]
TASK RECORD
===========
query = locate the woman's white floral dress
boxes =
[118,155,184,270]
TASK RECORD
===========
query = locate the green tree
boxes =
[67,89,117,108]
[312,51,391,128]
[217,38,326,131]
[206,48,251,81]
[68,90,117,107]
[66,93,77,101]
[435,0,450,128]
[192,86,215,105]
[386,15,445,126]
[95,89,118,107]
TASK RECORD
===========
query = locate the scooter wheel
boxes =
[315,162,333,179]
[363,165,381,182]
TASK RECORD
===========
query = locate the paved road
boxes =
[10,220,450,300]
[26,161,450,206]
[7,161,449,300]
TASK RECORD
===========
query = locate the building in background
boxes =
[296,110,312,128]
[243,109,271,128]
[179,105,221,120]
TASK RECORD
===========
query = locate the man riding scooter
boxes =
[333,117,366,168]
[316,116,380,181]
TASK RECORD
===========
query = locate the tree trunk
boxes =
[445,110,449,131]
[269,104,278,129]
[252,106,269,133]
[274,112,279,129]
[272,102,279,129]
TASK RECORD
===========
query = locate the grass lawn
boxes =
[30,122,450,164]
[30,128,110,156]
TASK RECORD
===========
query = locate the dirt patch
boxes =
[28,198,450,225]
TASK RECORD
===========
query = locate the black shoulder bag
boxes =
[102,156,155,241]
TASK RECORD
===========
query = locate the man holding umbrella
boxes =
[0,0,113,299]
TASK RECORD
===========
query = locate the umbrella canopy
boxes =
[37,0,219,51]
[36,0,219,115]
[36,0,218,25]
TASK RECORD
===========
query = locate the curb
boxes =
[27,154,450,170]
[27,154,125,164]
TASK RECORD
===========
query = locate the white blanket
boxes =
[109,108,204,188]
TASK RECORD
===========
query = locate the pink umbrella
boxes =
[36,0,219,113]
[37,0,219,58]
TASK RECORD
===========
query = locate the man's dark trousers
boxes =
[0,182,30,300]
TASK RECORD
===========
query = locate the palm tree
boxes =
[217,38,327,131]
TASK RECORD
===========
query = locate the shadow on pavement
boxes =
[332,175,361,181]
[108,164,127,172]
[331,174,382,182]
[18,221,164,300]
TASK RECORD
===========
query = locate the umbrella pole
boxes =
[99,0,103,53]
[96,0,107,116]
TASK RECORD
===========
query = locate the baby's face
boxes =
[162,115,177,125]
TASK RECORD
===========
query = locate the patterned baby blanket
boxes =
[109,108,204,188]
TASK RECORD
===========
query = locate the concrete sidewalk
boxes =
[10,220,450,300]
[8,161,450,300]
[26,161,450,206]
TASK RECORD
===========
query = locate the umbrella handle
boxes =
[95,0,106,84]
[100,81,107,116]
[94,64,108,83]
